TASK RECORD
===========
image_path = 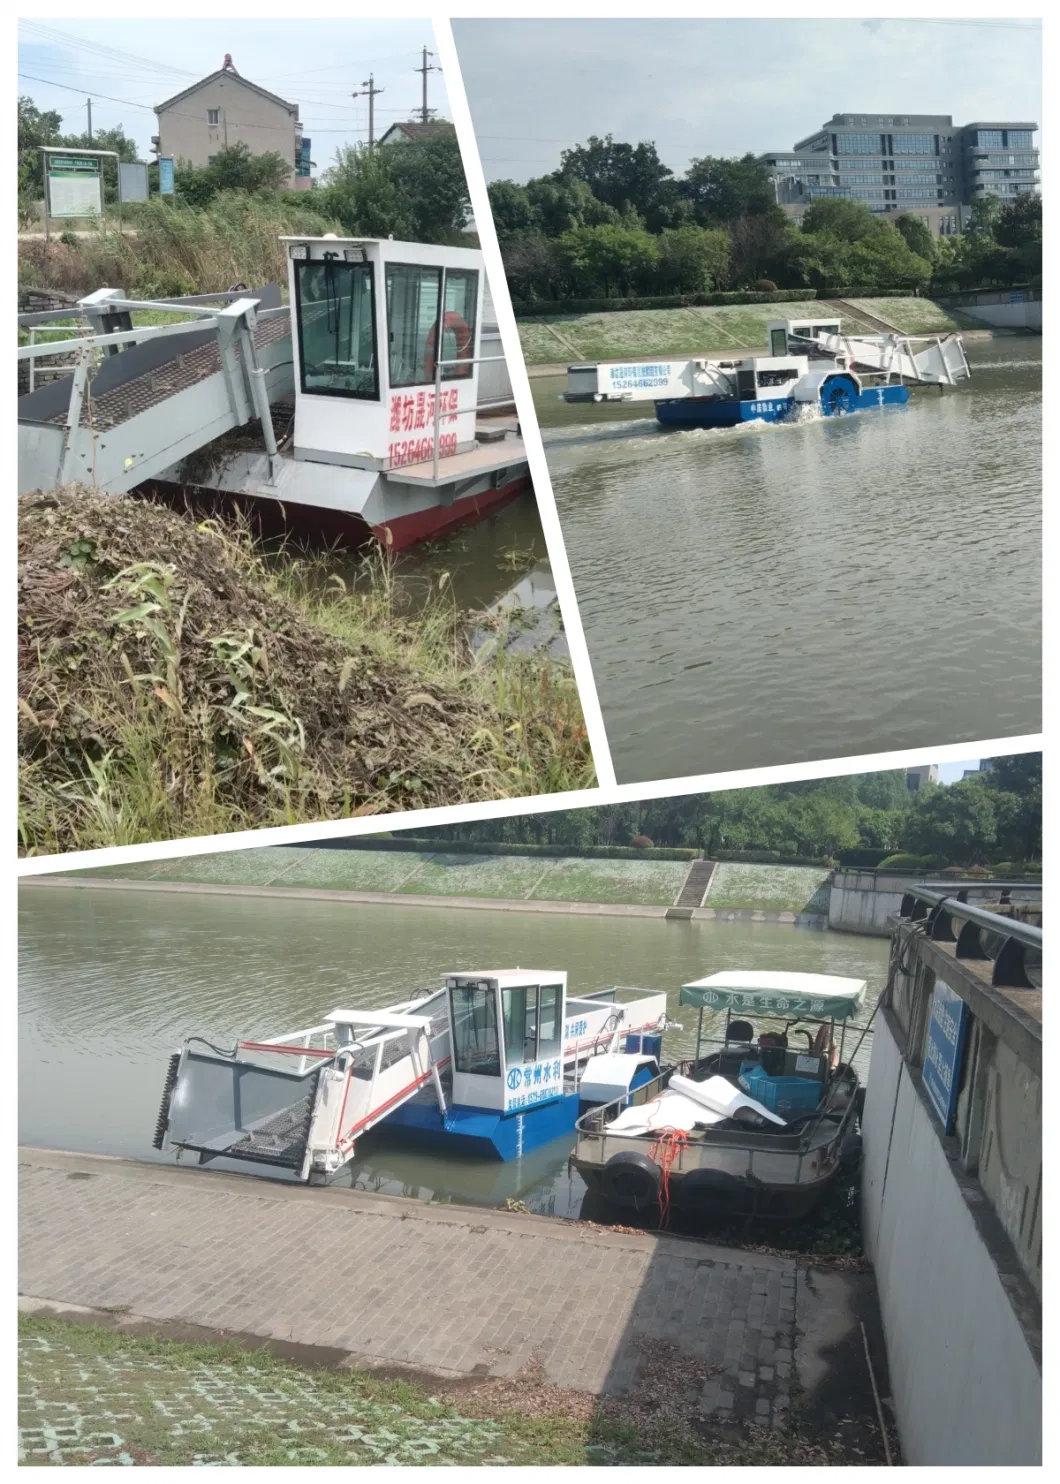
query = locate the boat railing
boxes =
[429,351,517,479]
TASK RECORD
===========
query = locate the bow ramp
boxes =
[18,285,293,497]
[157,995,452,1183]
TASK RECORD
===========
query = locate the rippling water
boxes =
[19,886,889,1216]
[535,338,1041,781]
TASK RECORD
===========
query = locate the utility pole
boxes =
[87,98,93,143]
[353,73,384,149]
[415,47,437,125]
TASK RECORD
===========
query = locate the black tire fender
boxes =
[600,1151,662,1210]
[674,1166,744,1211]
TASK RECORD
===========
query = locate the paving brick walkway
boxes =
[19,1149,809,1427]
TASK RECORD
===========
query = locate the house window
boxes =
[207,108,220,125]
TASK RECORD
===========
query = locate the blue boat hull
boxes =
[655,382,908,428]
[382,1055,661,1161]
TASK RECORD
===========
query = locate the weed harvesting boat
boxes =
[562,316,970,428]
[571,970,871,1223]
[18,237,529,549]
[153,972,671,1180]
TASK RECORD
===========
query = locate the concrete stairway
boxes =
[675,859,716,909]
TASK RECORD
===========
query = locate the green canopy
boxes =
[680,970,867,1020]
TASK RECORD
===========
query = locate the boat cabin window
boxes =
[770,328,787,357]
[295,259,378,400]
[441,269,478,380]
[538,984,562,1061]
[502,983,539,1065]
[737,369,757,401]
[386,264,479,389]
[449,980,500,1076]
[386,263,442,389]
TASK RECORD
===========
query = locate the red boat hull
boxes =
[370,473,532,551]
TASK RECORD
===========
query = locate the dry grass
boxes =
[18,194,338,299]
[18,487,593,855]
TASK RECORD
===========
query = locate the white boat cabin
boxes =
[283,235,487,471]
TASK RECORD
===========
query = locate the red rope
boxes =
[648,1127,690,1229]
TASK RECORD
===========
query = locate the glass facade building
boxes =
[759,113,1039,235]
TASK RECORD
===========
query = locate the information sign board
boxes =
[922,977,968,1133]
[48,156,102,218]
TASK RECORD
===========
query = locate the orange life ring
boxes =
[425,310,472,381]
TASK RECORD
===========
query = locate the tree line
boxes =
[487,133,1042,302]
[19,96,471,246]
[409,756,1041,868]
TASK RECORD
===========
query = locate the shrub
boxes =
[836,848,894,868]
[753,279,777,293]
[320,837,700,861]
[512,287,817,317]
[631,834,654,849]
[58,230,80,248]
[877,852,933,871]
[713,849,837,868]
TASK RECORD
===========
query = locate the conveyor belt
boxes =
[48,314,290,432]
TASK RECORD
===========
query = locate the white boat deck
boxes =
[387,430,527,487]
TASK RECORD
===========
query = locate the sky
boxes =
[452,17,1043,183]
[17,17,450,172]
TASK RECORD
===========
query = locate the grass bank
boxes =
[18,193,337,299]
[70,845,692,905]
[18,1313,868,1466]
[517,294,979,365]
[18,491,593,855]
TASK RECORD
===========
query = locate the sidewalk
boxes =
[18,1147,883,1436]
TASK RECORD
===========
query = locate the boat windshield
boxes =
[295,259,378,400]
[448,980,500,1076]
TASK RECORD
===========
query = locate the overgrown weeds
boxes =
[18,488,593,855]
[18,193,339,298]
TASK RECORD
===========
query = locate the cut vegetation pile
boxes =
[18,488,592,854]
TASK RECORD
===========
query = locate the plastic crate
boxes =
[737,1063,823,1118]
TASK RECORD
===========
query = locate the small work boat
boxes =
[153,971,670,1180]
[571,970,869,1222]
[562,317,970,428]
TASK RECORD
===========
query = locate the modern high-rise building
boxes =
[760,113,1039,236]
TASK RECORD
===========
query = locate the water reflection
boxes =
[19,886,889,1216]
[533,339,1041,780]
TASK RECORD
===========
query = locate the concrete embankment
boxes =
[18,1146,887,1449]
[27,848,834,926]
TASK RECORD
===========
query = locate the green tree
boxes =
[844,226,932,289]
[904,779,998,864]
[320,145,417,239]
[526,175,620,237]
[555,222,660,297]
[654,224,730,293]
[382,128,470,240]
[892,213,936,263]
[176,142,291,208]
[487,179,536,240]
[800,197,879,242]
[18,95,63,197]
[681,154,780,228]
[557,134,677,230]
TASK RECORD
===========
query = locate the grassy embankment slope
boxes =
[72,846,833,914]
[517,296,979,367]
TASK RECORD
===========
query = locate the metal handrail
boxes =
[898,884,1041,990]
[431,351,514,480]
[900,885,1042,947]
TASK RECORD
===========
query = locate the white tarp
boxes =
[606,1073,785,1136]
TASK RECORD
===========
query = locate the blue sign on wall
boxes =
[922,978,968,1133]
[1010,291,1026,303]
[158,157,175,196]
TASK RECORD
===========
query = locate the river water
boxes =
[533,338,1041,781]
[19,885,888,1221]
